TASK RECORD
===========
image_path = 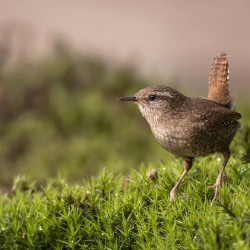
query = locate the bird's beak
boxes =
[117,95,137,102]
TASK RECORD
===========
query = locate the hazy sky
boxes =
[1,1,250,95]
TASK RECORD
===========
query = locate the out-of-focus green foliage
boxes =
[0,43,173,188]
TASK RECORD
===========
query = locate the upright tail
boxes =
[208,52,232,108]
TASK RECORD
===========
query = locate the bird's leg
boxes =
[208,151,230,205]
[170,158,193,202]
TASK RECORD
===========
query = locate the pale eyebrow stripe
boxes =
[157,92,174,98]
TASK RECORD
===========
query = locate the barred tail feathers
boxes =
[208,52,232,108]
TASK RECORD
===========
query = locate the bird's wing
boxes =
[188,100,241,132]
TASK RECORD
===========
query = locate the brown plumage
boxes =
[208,52,231,108]
[118,52,241,205]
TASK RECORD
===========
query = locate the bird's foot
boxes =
[170,189,177,202]
[207,174,227,205]
[207,175,227,190]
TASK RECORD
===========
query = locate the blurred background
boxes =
[0,1,249,189]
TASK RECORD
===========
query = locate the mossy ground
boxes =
[1,153,250,249]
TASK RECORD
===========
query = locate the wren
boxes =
[118,52,241,204]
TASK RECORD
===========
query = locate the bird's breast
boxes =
[149,122,195,157]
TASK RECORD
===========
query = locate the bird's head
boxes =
[118,85,186,117]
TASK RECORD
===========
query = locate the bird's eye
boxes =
[149,94,157,101]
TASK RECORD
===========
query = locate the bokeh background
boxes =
[0,1,249,190]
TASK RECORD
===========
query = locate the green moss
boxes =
[1,163,250,249]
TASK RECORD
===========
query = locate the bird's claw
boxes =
[170,190,176,202]
[208,175,227,205]
[207,174,227,190]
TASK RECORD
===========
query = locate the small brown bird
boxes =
[118,52,241,204]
